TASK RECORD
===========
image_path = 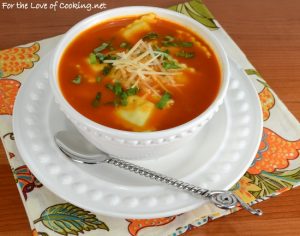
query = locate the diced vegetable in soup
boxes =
[58,13,221,132]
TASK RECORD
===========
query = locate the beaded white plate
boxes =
[13,54,262,218]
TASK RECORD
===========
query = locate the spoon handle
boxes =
[106,157,262,216]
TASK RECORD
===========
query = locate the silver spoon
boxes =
[54,130,262,216]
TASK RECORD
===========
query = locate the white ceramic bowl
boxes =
[50,6,230,160]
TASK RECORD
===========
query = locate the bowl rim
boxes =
[50,6,230,138]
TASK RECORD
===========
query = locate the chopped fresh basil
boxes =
[156,92,172,109]
[120,92,128,106]
[120,92,128,99]
[0,70,3,77]
[106,54,118,60]
[179,41,193,47]
[126,86,139,96]
[105,83,139,107]
[91,92,101,107]
[143,32,159,40]
[113,81,123,95]
[93,42,109,53]
[162,37,193,48]
[112,93,128,107]
[105,82,123,96]
[102,65,112,75]
[120,42,130,48]
[154,48,170,59]
[95,53,106,62]
[176,50,195,58]
[164,35,175,42]
[162,41,177,47]
[162,60,181,69]
[162,35,177,47]
[72,75,82,84]
[96,53,117,63]
[105,83,114,91]
[159,48,170,55]
[88,53,97,64]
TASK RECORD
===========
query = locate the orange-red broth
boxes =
[58,15,221,131]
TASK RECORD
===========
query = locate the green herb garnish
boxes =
[102,65,112,75]
[164,35,175,42]
[156,92,172,109]
[0,70,3,78]
[95,53,106,62]
[143,32,159,40]
[126,86,139,96]
[88,53,97,64]
[162,60,181,69]
[96,53,118,63]
[94,42,109,53]
[120,92,128,106]
[72,75,82,84]
[120,42,130,48]
[92,92,101,107]
[176,50,195,58]
[162,35,178,47]
[154,48,170,59]
[158,48,170,54]
[105,84,139,107]
[105,82,123,96]
[179,41,193,47]
[105,54,118,61]
[113,81,123,95]
[162,41,177,47]
[161,36,193,48]
[105,83,114,91]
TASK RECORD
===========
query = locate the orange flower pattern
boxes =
[233,176,261,203]
[259,87,275,121]
[0,42,40,77]
[0,78,21,115]
[248,128,300,175]
[32,229,48,236]
[245,68,275,121]
[127,216,176,236]
[32,229,38,236]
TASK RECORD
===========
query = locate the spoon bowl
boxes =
[55,130,108,163]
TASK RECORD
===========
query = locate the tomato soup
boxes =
[58,13,221,131]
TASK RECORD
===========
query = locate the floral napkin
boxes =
[1,1,300,235]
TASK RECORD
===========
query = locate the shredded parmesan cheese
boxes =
[103,40,184,97]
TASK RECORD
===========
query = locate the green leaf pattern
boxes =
[245,69,262,78]
[34,203,109,235]
[245,68,270,87]
[245,167,300,198]
[169,0,219,29]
